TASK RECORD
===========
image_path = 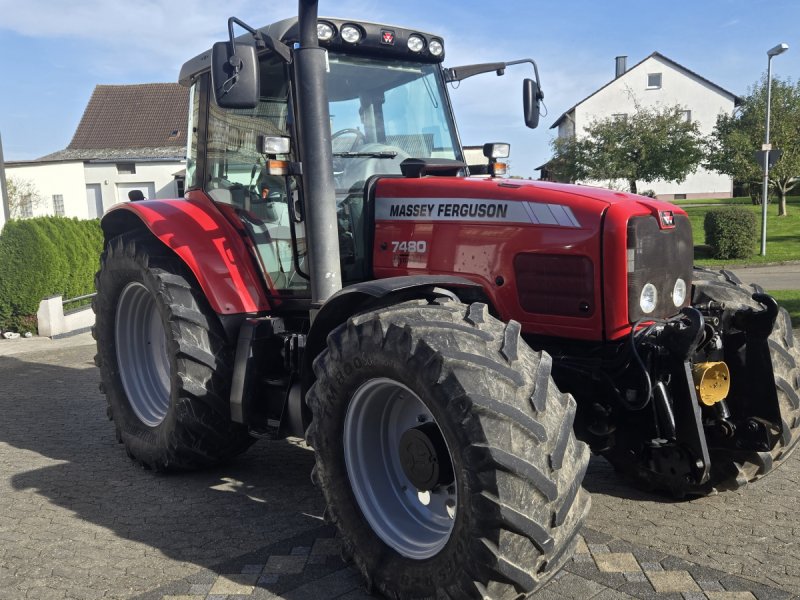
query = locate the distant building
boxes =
[544,52,740,200]
[4,83,188,221]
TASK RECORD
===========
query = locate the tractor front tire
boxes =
[692,268,800,489]
[93,233,254,471]
[306,298,590,599]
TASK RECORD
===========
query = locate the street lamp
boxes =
[760,42,789,256]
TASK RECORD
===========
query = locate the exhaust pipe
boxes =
[294,0,342,308]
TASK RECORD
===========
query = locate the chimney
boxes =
[615,56,627,78]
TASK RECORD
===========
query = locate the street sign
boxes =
[754,148,783,172]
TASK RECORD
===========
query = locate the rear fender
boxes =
[101,191,270,315]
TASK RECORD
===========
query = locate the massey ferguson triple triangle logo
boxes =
[381,30,395,45]
[660,210,675,227]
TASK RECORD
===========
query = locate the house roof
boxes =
[39,83,189,161]
[550,52,741,129]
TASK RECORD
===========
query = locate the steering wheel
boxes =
[332,128,366,152]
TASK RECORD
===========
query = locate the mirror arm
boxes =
[227,16,292,64]
[504,58,544,100]
[446,57,544,100]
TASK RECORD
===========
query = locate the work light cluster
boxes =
[317,21,443,56]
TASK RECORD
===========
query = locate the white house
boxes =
[3,83,188,224]
[546,52,740,200]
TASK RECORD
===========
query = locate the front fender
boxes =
[301,275,480,393]
[101,191,270,315]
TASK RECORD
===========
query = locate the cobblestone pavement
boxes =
[0,333,798,599]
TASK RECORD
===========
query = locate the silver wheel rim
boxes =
[115,282,171,427]
[343,378,457,559]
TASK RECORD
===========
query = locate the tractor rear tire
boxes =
[692,267,800,489]
[93,233,254,471]
[306,298,590,599]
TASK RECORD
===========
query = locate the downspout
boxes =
[293,0,342,308]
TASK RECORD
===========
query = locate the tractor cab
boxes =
[178,16,540,295]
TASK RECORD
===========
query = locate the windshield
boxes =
[197,52,462,291]
[327,54,462,195]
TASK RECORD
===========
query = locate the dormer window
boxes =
[647,73,662,89]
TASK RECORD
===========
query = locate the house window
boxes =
[674,194,687,200]
[647,73,662,89]
[680,110,692,122]
[612,113,628,122]
[176,178,185,197]
[116,162,136,175]
[52,194,65,216]
[21,197,33,218]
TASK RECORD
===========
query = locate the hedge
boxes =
[703,207,757,260]
[0,217,103,333]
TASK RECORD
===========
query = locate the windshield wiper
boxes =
[333,151,398,158]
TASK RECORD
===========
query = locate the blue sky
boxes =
[0,0,798,179]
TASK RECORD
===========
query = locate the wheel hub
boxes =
[399,422,454,490]
[115,281,171,427]
[343,378,457,559]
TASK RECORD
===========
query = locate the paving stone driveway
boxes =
[0,333,798,599]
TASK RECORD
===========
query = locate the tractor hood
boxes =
[372,176,691,341]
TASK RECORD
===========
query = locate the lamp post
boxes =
[760,42,789,256]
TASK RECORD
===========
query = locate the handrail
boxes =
[63,292,96,306]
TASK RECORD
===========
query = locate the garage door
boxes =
[116,182,156,203]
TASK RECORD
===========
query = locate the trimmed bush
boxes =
[0,217,103,333]
[703,207,757,260]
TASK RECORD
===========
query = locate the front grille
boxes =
[515,253,595,318]
[627,215,693,321]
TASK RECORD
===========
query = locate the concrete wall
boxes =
[84,161,184,213]
[564,55,736,198]
[4,161,88,218]
[37,295,94,338]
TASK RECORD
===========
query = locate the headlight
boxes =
[407,34,425,53]
[341,24,362,44]
[639,283,658,314]
[428,39,444,56]
[317,22,335,41]
[672,278,687,307]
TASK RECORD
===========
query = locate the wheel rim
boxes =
[343,378,457,559]
[115,282,171,427]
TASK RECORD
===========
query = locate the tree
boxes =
[706,76,800,216]
[549,104,704,194]
[5,176,44,219]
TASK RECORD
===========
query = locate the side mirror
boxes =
[523,78,542,129]
[211,41,259,109]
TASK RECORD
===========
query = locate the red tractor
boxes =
[93,1,800,598]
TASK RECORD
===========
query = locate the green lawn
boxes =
[673,196,756,206]
[771,290,800,327]
[679,197,800,266]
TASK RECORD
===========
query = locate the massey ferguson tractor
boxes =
[93,1,800,597]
